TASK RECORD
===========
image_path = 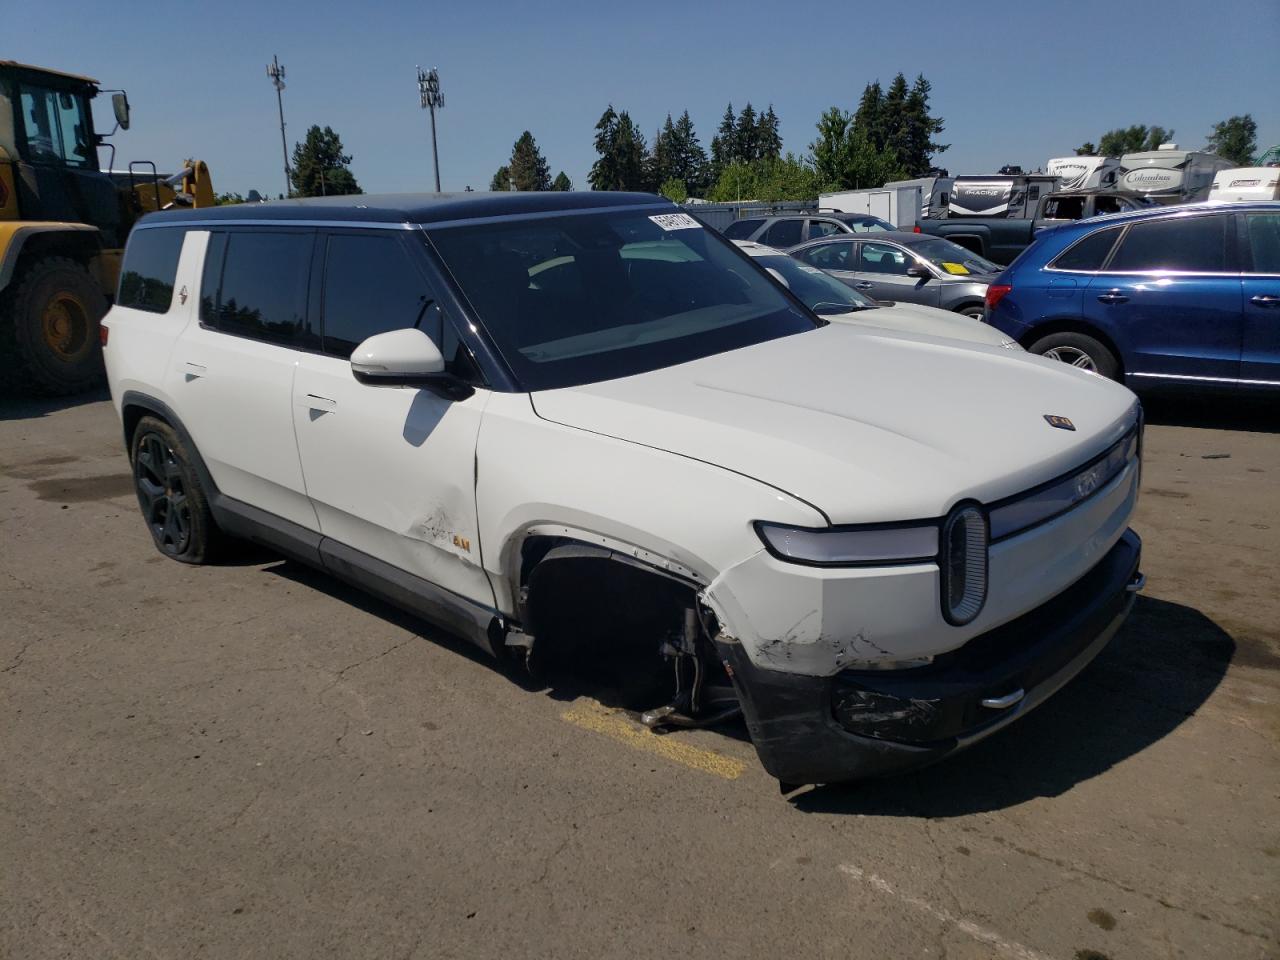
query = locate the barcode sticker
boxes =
[648,213,702,231]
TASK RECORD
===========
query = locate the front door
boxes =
[1240,211,1280,387]
[854,241,937,306]
[291,230,493,606]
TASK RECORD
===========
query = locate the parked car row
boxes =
[104,191,1145,788]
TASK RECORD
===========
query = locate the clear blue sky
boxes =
[12,0,1280,197]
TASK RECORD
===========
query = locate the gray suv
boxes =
[788,232,998,319]
[722,213,894,248]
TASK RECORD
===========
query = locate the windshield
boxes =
[429,208,818,390]
[842,216,893,233]
[906,238,1001,276]
[755,254,876,312]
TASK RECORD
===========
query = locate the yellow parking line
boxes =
[560,702,748,781]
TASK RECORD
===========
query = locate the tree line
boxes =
[1075,115,1259,166]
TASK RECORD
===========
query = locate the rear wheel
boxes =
[130,416,223,564]
[956,305,986,321]
[0,257,108,396]
[1028,331,1120,381]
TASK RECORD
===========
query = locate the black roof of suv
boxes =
[145,191,667,226]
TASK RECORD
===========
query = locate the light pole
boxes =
[266,55,290,198]
[417,66,444,192]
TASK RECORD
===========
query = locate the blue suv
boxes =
[984,202,1280,391]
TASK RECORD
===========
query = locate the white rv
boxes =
[1207,166,1280,203]
[946,174,1059,219]
[1046,156,1120,190]
[1117,145,1234,204]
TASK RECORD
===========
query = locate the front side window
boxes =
[808,219,844,239]
[1042,196,1086,220]
[204,231,315,346]
[1108,215,1229,272]
[858,242,910,275]
[18,84,94,167]
[118,228,187,313]
[428,208,816,391]
[722,218,764,240]
[1050,227,1122,272]
[797,242,854,270]
[904,238,1001,276]
[1245,214,1280,274]
[761,219,804,248]
[322,234,434,356]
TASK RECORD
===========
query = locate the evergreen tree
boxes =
[710,102,736,179]
[735,103,759,163]
[810,107,853,187]
[880,73,911,170]
[648,114,678,191]
[1206,115,1257,165]
[1096,125,1175,157]
[551,171,573,191]
[290,125,360,197]
[900,74,948,176]
[508,131,552,191]
[489,165,511,191]
[853,81,886,151]
[1075,141,1098,156]
[673,110,709,196]
[589,106,648,190]
[757,105,782,161]
[589,106,620,191]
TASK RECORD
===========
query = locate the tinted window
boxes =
[761,219,803,247]
[798,242,854,270]
[118,228,186,313]
[1108,215,1229,272]
[429,208,815,391]
[1051,227,1122,272]
[322,234,435,356]
[842,217,892,233]
[1041,196,1085,220]
[723,218,764,240]
[808,219,844,239]
[1245,214,1280,274]
[206,231,315,346]
[859,242,910,275]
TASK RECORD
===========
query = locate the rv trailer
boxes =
[1118,145,1234,204]
[1207,166,1280,203]
[1046,156,1120,190]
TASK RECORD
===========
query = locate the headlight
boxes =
[941,504,988,625]
[754,521,937,566]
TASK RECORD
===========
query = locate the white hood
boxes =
[829,302,1015,348]
[531,324,1138,524]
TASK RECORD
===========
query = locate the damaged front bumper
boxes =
[716,528,1142,785]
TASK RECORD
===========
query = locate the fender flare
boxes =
[0,222,102,294]
[119,390,221,498]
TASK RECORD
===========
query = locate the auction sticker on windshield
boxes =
[649,213,703,231]
[940,262,970,275]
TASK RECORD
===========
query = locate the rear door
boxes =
[168,227,319,531]
[758,218,804,249]
[794,239,859,283]
[1083,212,1242,384]
[1239,211,1280,386]
[805,218,846,243]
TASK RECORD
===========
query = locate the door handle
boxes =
[302,393,337,411]
[854,281,873,290]
[1250,294,1280,307]
[182,361,207,378]
[1096,291,1129,304]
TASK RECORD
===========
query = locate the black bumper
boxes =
[717,528,1142,785]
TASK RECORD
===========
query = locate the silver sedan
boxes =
[787,232,1000,320]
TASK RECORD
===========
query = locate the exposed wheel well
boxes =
[121,402,159,454]
[1019,319,1125,377]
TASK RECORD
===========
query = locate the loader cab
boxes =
[0,61,124,245]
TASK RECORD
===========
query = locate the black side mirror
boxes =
[112,92,131,131]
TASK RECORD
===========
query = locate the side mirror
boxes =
[906,264,931,280]
[350,328,472,399]
[112,92,131,131]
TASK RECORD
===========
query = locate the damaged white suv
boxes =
[103,192,1144,787]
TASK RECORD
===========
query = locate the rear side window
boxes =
[1041,196,1085,220]
[798,242,854,270]
[1245,214,1280,274]
[1108,215,1229,272]
[722,218,764,240]
[118,228,186,313]
[761,219,804,248]
[201,230,315,346]
[1050,227,1122,272]
[808,219,844,239]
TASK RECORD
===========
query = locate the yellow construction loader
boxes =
[0,61,213,395]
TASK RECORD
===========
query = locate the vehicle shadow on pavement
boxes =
[0,387,112,421]
[793,595,1234,817]
[1142,394,1280,434]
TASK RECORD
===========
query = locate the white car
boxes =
[732,240,1022,349]
[103,193,1144,787]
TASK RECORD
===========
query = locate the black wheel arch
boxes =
[120,391,221,499]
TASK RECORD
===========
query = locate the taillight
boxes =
[99,323,109,347]
[985,284,1012,310]
[912,225,922,233]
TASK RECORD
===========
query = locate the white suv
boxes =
[104,193,1144,787]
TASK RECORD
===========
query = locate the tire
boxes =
[0,256,108,396]
[130,416,224,564]
[1028,331,1120,381]
[956,305,986,321]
